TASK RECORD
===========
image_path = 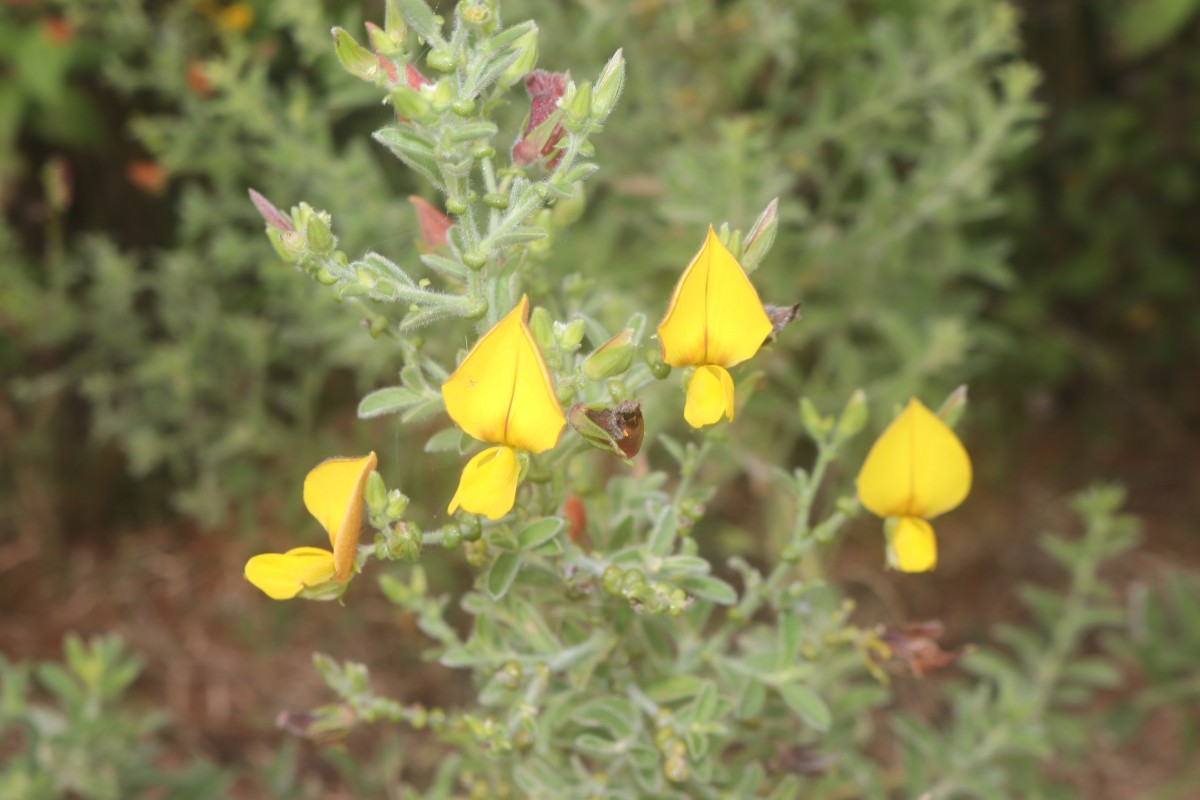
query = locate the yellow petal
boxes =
[657,225,773,369]
[448,445,520,521]
[441,295,565,453]
[888,517,938,573]
[245,547,336,600]
[303,452,378,582]
[856,398,972,520]
[684,365,736,428]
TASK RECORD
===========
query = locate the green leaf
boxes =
[676,574,737,605]
[393,0,440,42]
[487,552,521,600]
[572,696,636,740]
[424,427,469,453]
[778,683,831,731]
[1115,0,1200,59]
[358,387,424,419]
[645,674,707,705]
[646,507,677,557]
[517,517,564,550]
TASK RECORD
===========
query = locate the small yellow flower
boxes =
[657,225,773,428]
[216,2,254,33]
[442,295,565,519]
[244,452,378,599]
[856,399,971,572]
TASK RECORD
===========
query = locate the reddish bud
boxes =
[126,161,167,195]
[408,195,451,251]
[563,495,590,551]
[247,188,294,232]
[186,60,214,97]
[43,16,73,45]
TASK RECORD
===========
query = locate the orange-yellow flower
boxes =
[244,452,378,599]
[442,295,565,519]
[856,399,971,572]
[657,226,773,428]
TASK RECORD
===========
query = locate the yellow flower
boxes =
[244,452,378,599]
[856,399,971,572]
[442,295,565,519]
[657,225,773,428]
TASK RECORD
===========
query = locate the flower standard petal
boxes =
[856,399,971,520]
[889,517,938,573]
[302,452,378,582]
[441,295,565,453]
[657,226,773,369]
[245,547,337,600]
[684,365,736,428]
[448,446,520,520]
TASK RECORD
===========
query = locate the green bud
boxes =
[799,397,830,441]
[366,21,404,59]
[741,197,778,272]
[430,78,453,110]
[445,197,468,215]
[937,385,969,429]
[497,25,539,88]
[645,348,671,380]
[442,525,463,549]
[365,471,387,514]
[393,521,422,562]
[620,568,645,593]
[498,661,523,689]
[389,86,432,120]
[331,27,380,82]
[472,143,496,160]
[591,49,625,121]
[456,0,497,31]
[551,183,586,227]
[305,213,335,254]
[558,318,586,350]
[385,489,409,519]
[835,388,868,440]
[461,515,483,542]
[583,329,635,381]
[314,267,338,286]
[427,48,455,73]
[384,0,407,41]
[528,306,555,353]
[368,315,390,339]
[601,566,623,595]
[564,80,592,133]
[451,98,476,117]
[462,251,486,269]
[483,192,509,209]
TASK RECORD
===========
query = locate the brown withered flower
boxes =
[873,620,972,678]
[568,400,644,460]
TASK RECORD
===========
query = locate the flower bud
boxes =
[937,385,969,429]
[392,521,422,562]
[366,21,404,59]
[583,328,635,381]
[741,197,778,272]
[799,397,830,440]
[365,470,387,514]
[591,49,625,121]
[563,80,592,133]
[385,489,409,519]
[248,188,293,232]
[522,308,550,356]
[497,25,539,88]
[645,348,671,380]
[558,318,586,350]
[305,213,335,255]
[569,401,644,460]
[332,27,380,82]
[389,86,432,121]
[427,48,455,73]
[835,388,868,440]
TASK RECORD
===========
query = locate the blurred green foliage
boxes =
[1001,1,1200,418]
[0,635,229,799]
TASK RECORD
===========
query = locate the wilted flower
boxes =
[856,399,972,572]
[441,296,565,519]
[873,620,972,677]
[511,70,567,168]
[244,452,378,599]
[657,226,773,428]
[568,400,644,460]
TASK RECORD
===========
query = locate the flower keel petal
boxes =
[684,365,736,428]
[245,547,337,600]
[889,517,937,573]
[449,446,520,520]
